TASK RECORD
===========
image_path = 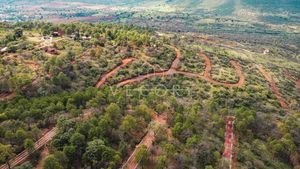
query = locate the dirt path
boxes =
[95,58,134,88]
[197,52,244,87]
[256,65,287,108]
[23,61,41,72]
[0,92,16,101]
[0,110,93,169]
[0,128,57,169]
[121,114,168,169]
[296,79,300,90]
[223,116,236,169]
[35,146,49,169]
[116,48,244,88]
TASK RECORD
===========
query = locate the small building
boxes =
[42,46,59,55]
[42,35,52,40]
[82,36,92,41]
[1,47,8,53]
[263,49,270,55]
[52,30,63,37]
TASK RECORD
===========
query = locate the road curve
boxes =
[95,57,134,88]
[256,65,287,109]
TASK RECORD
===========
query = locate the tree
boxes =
[83,139,120,168]
[106,103,122,121]
[120,115,142,138]
[24,139,35,152]
[14,28,23,38]
[156,155,167,169]
[0,144,15,169]
[14,162,33,169]
[70,132,86,155]
[52,72,71,89]
[134,145,149,168]
[42,155,63,169]
[63,145,76,164]
[53,151,68,168]
[134,104,152,122]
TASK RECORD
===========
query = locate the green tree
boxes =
[53,151,68,168]
[134,145,149,168]
[106,103,122,121]
[63,145,76,164]
[70,132,86,155]
[14,28,23,38]
[24,139,35,152]
[83,139,120,168]
[0,144,15,169]
[42,155,63,169]
[155,155,167,169]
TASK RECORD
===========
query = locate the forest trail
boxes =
[223,116,236,169]
[116,48,244,88]
[95,57,134,88]
[256,65,287,108]
[0,111,93,169]
[35,147,49,169]
[121,114,168,169]
[116,46,182,87]
[197,52,244,87]
[0,92,16,101]
[296,79,300,90]
[0,128,57,169]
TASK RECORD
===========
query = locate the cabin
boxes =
[1,47,8,53]
[82,35,92,41]
[42,46,59,55]
[42,35,52,40]
[52,30,63,37]
[263,49,270,55]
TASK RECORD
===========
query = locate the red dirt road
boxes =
[0,128,57,169]
[197,52,244,87]
[117,48,245,88]
[95,58,134,88]
[223,116,236,169]
[296,79,300,90]
[0,111,93,169]
[0,92,16,101]
[121,114,168,169]
[256,65,287,108]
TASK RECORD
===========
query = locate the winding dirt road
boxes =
[95,58,134,88]
[256,65,287,108]
[176,54,245,88]
[116,47,244,88]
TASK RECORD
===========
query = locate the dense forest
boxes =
[0,22,299,169]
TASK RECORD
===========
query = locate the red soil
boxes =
[0,92,16,101]
[0,111,93,169]
[296,80,300,90]
[197,52,244,87]
[35,146,49,169]
[0,128,57,169]
[223,116,236,169]
[256,65,287,108]
[117,49,245,88]
[121,114,168,169]
[23,61,40,71]
[95,58,134,88]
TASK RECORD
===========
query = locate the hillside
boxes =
[0,22,299,169]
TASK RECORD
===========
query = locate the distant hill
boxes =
[59,0,300,23]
